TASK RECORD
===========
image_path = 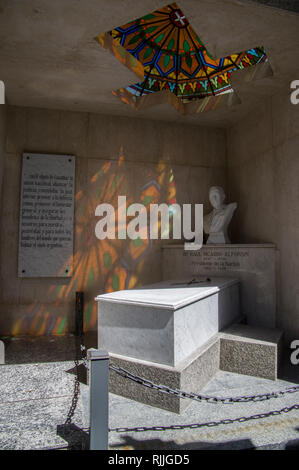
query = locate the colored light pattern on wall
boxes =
[12,149,177,336]
[97,2,272,114]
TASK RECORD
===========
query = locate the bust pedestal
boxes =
[162,244,277,328]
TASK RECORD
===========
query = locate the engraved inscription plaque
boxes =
[162,244,277,328]
[18,153,75,277]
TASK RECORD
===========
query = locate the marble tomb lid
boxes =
[96,278,239,310]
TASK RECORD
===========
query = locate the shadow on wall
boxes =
[12,147,178,336]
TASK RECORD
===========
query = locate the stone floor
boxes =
[0,334,299,450]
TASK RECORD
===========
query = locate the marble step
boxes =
[219,324,283,380]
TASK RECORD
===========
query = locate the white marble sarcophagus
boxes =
[96,277,240,367]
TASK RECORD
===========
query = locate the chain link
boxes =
[109,363,299,405]
[109,403,299,433]
[80,344,89,370]
[64,335,88,425]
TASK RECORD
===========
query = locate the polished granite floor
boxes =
[0,334,299,450]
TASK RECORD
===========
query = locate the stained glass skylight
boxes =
[97,3,272,114]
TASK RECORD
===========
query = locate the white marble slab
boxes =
[96,278,238,309]
[97,278,240,367]
[162,244,276,328]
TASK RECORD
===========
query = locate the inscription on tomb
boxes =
[183,248,250,272]
[163,244,277,328]
[18,153,75,277]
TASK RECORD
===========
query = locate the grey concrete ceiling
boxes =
[248,0,299,13]
[0,0,298,126]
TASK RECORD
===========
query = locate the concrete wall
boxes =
[0,105,227,336]
[227,92,299,341]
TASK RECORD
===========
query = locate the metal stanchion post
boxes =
[75,291,84,337]
[87,348,109,450]
[0,340,4,364]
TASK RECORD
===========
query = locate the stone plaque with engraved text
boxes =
[18,153,75,277]
[162,244,276,328]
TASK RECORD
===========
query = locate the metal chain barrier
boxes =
[109,363,299,404]
[110,403,299,433]
[64,336,87,425]
[63,348,299,443]
[64,358,81,425]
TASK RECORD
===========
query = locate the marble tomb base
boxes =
[96,278,282,413]
[108,323,283,413]
[109,337,220,414]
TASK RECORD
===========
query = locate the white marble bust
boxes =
[203,186,237,244]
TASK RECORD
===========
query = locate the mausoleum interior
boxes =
[2,0,299,451]
[0,0,299,348]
